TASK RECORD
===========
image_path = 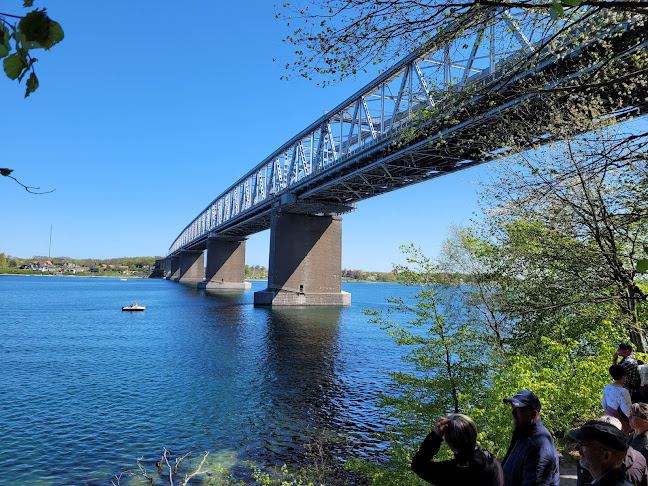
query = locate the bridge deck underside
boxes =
[171,21,648,256]
[180,99,646,253]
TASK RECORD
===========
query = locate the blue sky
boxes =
[1,1,491,271]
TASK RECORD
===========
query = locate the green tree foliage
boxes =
[351,126,648,482]
[353,245,491,485]
[449,125,648,441]
[0,252,7,268]
[0,1,64,97]
[245,264,268,279]
[476,128,648,350]
[1,2,64,193]
[353,242,622,483]
[278,0,647,88]
[279,1,648,195]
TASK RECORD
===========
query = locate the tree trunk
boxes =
[627,285,646,353]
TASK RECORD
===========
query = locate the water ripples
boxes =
[0,276,406,485]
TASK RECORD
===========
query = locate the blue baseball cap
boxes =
[503,390,541,411]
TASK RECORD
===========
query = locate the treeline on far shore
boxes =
[0,251,472,284]
[246,265,473,284]
[0,252,163,278]
[0,253,162,269]
[342,268,474,284]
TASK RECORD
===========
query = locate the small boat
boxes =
[120,278,128,281]
[122,302,146,311]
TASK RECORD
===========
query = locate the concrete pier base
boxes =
[254,289,350,306]
[198,236,251,290]
[254,212,350,306]
[174,250,204,283]
[197,281,251,290]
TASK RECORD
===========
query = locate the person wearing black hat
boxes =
[576,415,646,486]
[501,390,560,486]
[614,343,641,401]
[569,420,632,486]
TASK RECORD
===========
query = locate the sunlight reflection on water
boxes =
[0,276,407,485]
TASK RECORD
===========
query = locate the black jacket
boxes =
[584,468,634,486]
[411,431,504,485]
[577,446,647,486]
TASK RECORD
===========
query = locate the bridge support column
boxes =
[168,255,180,280]
[153,259,166,278]
[197,237,251,290]
[254,212,350,306]
[174,250,204,284]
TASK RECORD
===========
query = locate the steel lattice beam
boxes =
[168,12,648,256]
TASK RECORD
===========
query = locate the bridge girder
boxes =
[168,11,648,257]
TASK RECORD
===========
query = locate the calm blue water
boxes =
[0,276,407,485]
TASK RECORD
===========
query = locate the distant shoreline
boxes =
[0,273,147,279]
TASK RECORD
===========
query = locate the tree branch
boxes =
[1,169,55,194]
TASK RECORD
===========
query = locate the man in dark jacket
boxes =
[576,415,647,486]
[569,420,632,486]
[501,390,560,486]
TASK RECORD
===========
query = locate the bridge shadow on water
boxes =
[167,285,369,482]
[247,305,364,481]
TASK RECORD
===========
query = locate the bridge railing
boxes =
[168,10,630,255]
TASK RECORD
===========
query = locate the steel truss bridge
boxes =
[168,10,648,257]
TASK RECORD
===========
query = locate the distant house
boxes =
[118,265,128,269]
[33,263,55,272]
[108,265,115,269]
[63,263,85,273]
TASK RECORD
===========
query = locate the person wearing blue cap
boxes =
[501,390,560,486]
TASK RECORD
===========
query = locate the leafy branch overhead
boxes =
[278,0,648,84]
[0,167,54,193]
[0,1,64,97]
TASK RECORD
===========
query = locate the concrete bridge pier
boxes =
[254,212,350,306]
[167,255,180,280]
[159,259,167,278]
[154,258,169,278]
[198,236,251,290]
[174,250,205,284]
